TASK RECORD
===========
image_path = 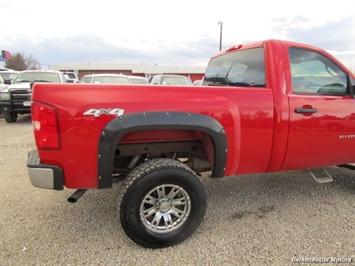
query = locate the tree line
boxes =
[5,53,40,71]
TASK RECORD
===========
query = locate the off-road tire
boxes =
[119,158,207,248]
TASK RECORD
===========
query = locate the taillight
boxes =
[32,102,61,149]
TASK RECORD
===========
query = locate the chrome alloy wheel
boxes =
[140,184,191,233]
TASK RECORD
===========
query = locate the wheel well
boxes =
[97,111,227,188]
[113,129,214,176]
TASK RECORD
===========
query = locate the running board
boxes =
[338,164,355,170]
[309,168,333,183]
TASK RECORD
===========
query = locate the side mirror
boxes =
[4,80,12,85]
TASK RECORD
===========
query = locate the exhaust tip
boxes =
[67,197,77,203]
[67,189,87,203]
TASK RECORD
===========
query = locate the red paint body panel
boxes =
[284,94,355,168]
[31,40,355,189]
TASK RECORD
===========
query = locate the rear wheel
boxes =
[119,158,207,248]
[3,111,18,123]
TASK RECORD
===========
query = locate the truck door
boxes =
[283,48,355,170]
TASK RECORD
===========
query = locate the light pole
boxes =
[218,21,223,51]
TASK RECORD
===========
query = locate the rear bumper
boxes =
[27,150,64,190]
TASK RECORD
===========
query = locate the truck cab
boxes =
[204,40,355,171]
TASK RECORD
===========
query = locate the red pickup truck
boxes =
[27,39,355,248]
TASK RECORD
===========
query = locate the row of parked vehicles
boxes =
[0,69,194,123]
[80,73,193,85]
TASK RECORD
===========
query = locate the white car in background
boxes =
[81,74,131,84]
[128,76,149,84]
[80,74,93,83]
[150,74,192,85]
[0,70,20,91]
[63,72,79,83]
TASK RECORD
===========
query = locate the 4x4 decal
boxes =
[84,108,124,117]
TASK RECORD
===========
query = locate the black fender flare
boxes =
[97,112,228,188]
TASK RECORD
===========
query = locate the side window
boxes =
[289,48,348,96]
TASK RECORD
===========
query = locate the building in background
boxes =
[50,63,206,82]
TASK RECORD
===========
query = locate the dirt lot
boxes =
[1,115,354,265]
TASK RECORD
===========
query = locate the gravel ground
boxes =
[1,115,354,266]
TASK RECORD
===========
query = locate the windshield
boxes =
[129,77,149,84]
[161,76,192,85]
[81,76,93,83]
[203,47,266,87]
[92,76,131,84]
[13,72,61,83]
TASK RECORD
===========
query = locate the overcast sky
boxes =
[1,0,354,70]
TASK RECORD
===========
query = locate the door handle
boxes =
[295,107,318,114]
